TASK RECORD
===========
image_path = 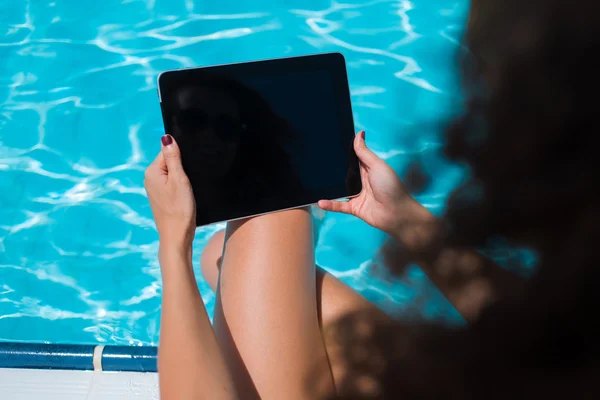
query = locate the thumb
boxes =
[353,131,380,168]
[161,134,185,176]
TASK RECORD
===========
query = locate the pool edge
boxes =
[0,343,157,372]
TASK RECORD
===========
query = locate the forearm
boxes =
[415,243,526,322]
[392,203,526,322]
[158,247,237,400]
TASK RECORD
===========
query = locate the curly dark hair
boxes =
[327,0,600,397]
[446,0,600,249]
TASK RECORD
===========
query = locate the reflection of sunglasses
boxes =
[175,108,246,142]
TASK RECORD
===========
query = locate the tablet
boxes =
[157,52,361,226]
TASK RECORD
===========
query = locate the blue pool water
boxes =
[1,0,470,345]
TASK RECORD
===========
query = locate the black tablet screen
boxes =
[159,54,361,226]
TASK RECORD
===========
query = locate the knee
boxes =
[200,230,225,291]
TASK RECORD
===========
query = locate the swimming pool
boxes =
[1,0,469,346]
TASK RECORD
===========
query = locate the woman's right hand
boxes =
[144,135,197,258]
[318,131,440,253]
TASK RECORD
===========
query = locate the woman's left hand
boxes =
[319,131,439,254]
[144,135,196,254]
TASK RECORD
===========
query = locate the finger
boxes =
[157,151,167,174]
[145,151,165,184]
[148,150,167,173]
[318,199,353,215]
[161,134,184,176]
[148,150,161,168]
[353,131,381,168]
[359,161,370,191]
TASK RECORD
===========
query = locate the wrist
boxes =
[391,200,444,258]
[159,242,193,269]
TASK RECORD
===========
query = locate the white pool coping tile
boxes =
[88,370,159,400]
[0,368,159,400]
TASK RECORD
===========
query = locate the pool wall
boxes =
[0,343,157,372]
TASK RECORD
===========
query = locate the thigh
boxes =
[201,228,391,392]
[315,269,390,388]
[213,209,334,399]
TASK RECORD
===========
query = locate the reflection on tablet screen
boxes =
[169,77,306,225]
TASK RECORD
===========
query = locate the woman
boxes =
[145,0,600,397]
[146,130,521,399]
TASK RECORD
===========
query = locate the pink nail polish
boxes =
[161,134,173,146]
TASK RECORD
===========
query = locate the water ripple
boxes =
[0,0,469,344]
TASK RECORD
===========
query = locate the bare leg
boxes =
[201,226,389,391]
[211,209,334,399]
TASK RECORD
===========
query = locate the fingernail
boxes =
[359,130,365,140]
[161,134,173,146]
